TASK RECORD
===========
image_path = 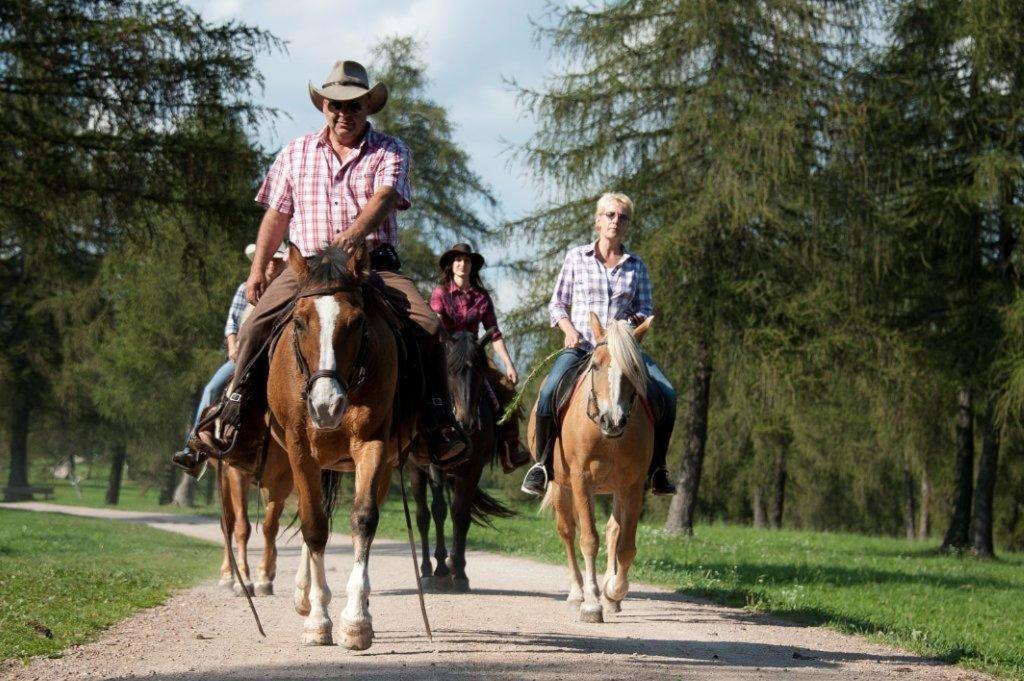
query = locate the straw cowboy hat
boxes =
[308,60,388,115]
[245,243,289,262]
[438,243,486,272]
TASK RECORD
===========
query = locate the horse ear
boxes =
[588,312,605,341]
[288,244,308,279]
[478,326,498,348]
[348,244,370,281]
[632,316,654,343]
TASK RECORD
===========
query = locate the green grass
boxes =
[374,494,1024,680]
[0,508,219,661]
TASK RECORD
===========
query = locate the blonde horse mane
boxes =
[604,320,649,400]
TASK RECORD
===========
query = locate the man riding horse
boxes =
[521,192,677,497]
[176,59,468,473]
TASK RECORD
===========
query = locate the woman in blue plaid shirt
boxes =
[521,193,677,497]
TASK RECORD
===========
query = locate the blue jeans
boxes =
[184,360,235,445]
[536,348,676,471]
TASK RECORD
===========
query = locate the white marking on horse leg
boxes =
[309,297,346,420]
[293,543,311,616]
[301,549,333,645]
[341,560,371,625]
[579,550,604,622]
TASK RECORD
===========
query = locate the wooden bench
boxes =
[2,485,55,500]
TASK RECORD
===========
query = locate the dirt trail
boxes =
[0,502,989,680]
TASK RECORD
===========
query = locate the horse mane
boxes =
[298,246,361,295]
[447,331,479,372]
[604,320,649,400]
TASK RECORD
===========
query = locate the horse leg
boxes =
[551,481,584,605]
[256,445,292,596]
[230,468,254,597]
[571,473,603,623]
[340,439,389,651]
[448,476,472,593]
[287,441,333,646]
[603,483,643,612]
[429,467,453,591]
[410,465,434,588]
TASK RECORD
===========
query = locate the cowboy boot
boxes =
[499,423,530,473]
[171,445,205,479]
[647,421,676,496]
[521,413,555,497]
[423,394,470,469]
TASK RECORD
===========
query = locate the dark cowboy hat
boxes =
[438,243,485,272]
[308,60,388,115]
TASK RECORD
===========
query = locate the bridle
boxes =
[292,286,370,402]
[584,340,637,435]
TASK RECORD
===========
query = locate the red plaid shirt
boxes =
[430,282,502,340]
[255,124,411,257]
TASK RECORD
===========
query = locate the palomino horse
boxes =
[267,244,409,650]
[409,329,514,592]
[529,313,655,623]
[211,439,293,596]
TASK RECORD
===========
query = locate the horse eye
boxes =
[294,319,306,333]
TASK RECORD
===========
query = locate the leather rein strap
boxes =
[292,286,370,401]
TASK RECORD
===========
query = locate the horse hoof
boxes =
[433,574,454,591]
[604,599,622,614]
[341,620,374,651]
[294,591,311,616]
[218,577,234,591]
[233,582,255,597]
[579,603,604,623]
[301,623,333,646]
[419,575,434,592]
[254,581,274,596]
[452,577,470,593]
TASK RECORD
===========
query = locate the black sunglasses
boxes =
[327,99,364,114]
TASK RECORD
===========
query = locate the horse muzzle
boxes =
[308,378,348,430]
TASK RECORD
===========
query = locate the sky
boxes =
[184,0,560,311]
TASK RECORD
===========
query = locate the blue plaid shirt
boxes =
[223,283,247,337]
[549,242,654,350]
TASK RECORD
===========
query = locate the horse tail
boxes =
[539,483,557,514]
[321,469,343,531]
[467,487,516,528]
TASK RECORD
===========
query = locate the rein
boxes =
[291,286,370,402]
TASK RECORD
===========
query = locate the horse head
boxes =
[446,327,496,432]
[289,243,371,431]
[586,312,653,438]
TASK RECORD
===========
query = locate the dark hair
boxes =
[439,255,489,294]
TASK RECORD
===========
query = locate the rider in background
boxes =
[171,243,287,474]
[520,192,677,497]
[430,243,530,472]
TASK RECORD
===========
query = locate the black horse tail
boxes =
[467,487,516,528]
[284,469,344,539]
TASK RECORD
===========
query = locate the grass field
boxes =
[27,467,222,516]
[373,496,1024,680]
[0,508,219,661]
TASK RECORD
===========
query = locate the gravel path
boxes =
[0,501,991,680]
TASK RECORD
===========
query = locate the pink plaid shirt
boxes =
[255,124,411,257]
[430,282,502,340]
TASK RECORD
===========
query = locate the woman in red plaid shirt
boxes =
[430,244,530,472]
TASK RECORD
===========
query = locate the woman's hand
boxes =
[505,365,519,385]
[563,328,582,348]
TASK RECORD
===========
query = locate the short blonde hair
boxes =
[595,192,634,219]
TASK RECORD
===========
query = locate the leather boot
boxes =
[647,419,676,496]
[171,445,205,478]
[424,395,469,469]
[499,424,531,473]
[521,413,555,496]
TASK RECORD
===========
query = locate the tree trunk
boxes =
[105,443,127,505]
[171,471,195,507]
[4,385,33,502]
[770,447,786,530]
[752,486,767,528]
[158,464,177,505]
[665,338,712,536]
[970,403,1000,558]
[941,386,974,552]
[917,467,931,540]
[903,467,916,540]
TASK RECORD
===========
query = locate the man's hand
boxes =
[245,268,268,305]
[331,229,366,255]
[227,334,238,362]
[563,328,582,349]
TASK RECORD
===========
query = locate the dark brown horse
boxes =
[409,329,514,592]
[267,244,413,650]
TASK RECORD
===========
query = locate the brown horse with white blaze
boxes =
[529,313,655,623]
[267,244,404,650]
